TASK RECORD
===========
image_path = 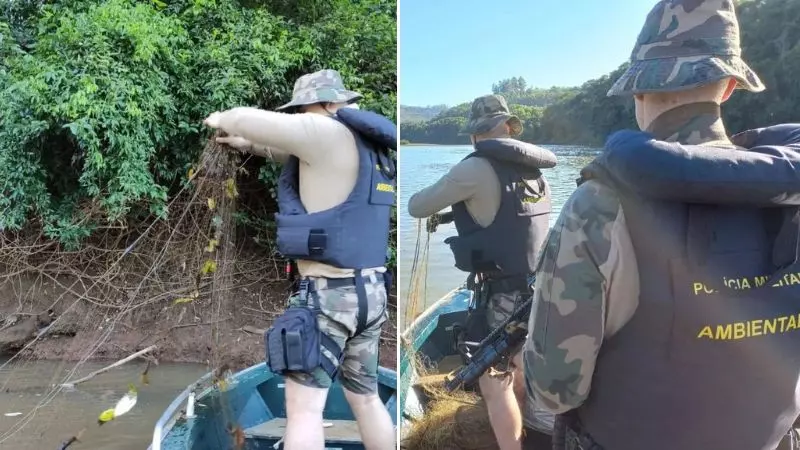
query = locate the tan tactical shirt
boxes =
[408,156,504,225]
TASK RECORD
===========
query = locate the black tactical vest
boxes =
[446,138,556,277]
[572,125,800,450]
[275,108,396,269]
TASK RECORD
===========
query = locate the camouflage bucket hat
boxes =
[276,69,363,111]
[461,94,523,136]
[607,0,765,97]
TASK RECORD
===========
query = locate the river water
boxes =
[0,358,208,449]
[398,144,601,328]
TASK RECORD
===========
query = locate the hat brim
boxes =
[607,55,765,97]
[461,114,523,137]
[275,89,363,111]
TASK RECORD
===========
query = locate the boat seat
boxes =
[244,418,362,444]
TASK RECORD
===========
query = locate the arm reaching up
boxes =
[203,107,351,165]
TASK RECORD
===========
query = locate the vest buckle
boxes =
[307,229,328,256]
[298,279,310,302]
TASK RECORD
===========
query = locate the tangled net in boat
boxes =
[401,355,499,450]
[401,217,508,450]
[0,132,266,447]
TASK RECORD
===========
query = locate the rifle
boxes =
[444,292,533,392]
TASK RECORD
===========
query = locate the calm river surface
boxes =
[398,144,601,328]
[0,358,208,449]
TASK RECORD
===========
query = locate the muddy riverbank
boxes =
[0,274,397,372]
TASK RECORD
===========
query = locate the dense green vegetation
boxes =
[0,0,397,269]
[400,0,799,147]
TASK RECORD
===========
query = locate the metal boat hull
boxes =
[150,362,398,450]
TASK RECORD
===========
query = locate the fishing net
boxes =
[400,218,502,450]
[0,132,278,447]
[401,354,499,450]
[403,219,431,327]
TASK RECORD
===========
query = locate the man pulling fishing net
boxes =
[203,69,396,450]
[408,94,557,450]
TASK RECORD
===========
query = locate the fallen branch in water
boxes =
[60,345,157,388]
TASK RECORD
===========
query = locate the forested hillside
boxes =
[401,0,799,146]
[399,105,448,123]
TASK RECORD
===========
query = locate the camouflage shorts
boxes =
[458,289,530,374]
[486,289,530,331]
[284,273,388,395]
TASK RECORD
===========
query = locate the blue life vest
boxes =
[274,108,396,270]
[448,138,556,277]
[570,124,800,450]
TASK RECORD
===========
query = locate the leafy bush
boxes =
[0,0,397,269]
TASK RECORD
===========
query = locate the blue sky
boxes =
[399,0,656,106]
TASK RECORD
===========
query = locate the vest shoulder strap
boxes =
[336,108,397,151]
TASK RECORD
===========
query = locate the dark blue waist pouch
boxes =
[265,306,342,379]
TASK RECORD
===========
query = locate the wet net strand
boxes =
[400,219,501,450]
[0,133,248,445]
[404,219,430,327]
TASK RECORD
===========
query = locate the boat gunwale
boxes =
[150,363,397,449]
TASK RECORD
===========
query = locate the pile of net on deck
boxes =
[0,132,249,446]
[401,220,500,450]
[401,353,500,450]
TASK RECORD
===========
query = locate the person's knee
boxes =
[339,343,380,394]
[340,368,380,403]
[344,386,381,410]
[285,373,329,413]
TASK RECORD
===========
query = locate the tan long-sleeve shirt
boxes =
[217,107,384,278]
[407,157,503,226]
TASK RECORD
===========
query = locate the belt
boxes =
[300,271,386,336]
[306,272,384,291]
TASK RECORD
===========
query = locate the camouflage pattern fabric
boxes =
[461,94,523,136]
[522,106,730,414]
[460,287,528,373]
[284,274,388,395]
[523,181,620,414]
[483,288,560,434]
[487,289,529,331]
[642,101,731,144]
[276,69,363,111]
[608,0,764,96]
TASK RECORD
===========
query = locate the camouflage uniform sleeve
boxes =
[523,180,639,414]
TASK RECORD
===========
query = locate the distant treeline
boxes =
[400,0,800,147]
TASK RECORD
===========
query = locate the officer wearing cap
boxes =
[523,1,800,449]
[204,69,396,450]
[409,94,557,450]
